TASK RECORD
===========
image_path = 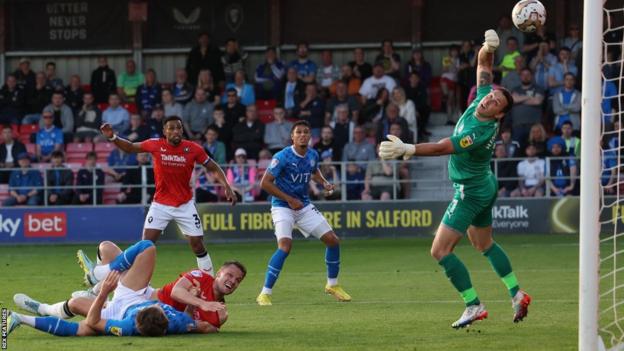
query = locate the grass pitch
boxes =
[0,235,578,351]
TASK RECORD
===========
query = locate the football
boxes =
[511,0,547,32]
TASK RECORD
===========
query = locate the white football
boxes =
[511,0,546,33]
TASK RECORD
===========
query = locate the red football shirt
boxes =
[157,269,222,328]
[140,138,209,207]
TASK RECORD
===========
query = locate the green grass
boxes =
[0,235,579,351]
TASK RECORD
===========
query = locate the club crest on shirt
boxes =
[190,269,202,277]
[109,326,122,336]
[459,135,473,148]
[184,146,190,153]
[270,158,279,169]
[309,159,315,168]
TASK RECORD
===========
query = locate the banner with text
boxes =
[8,0,130,50]
[145,0,268,48]
[161,198,586,241]
[0,207,144,244]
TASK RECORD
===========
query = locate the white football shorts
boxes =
[271,204,332,240]
[144,200,204,237]
[100,282,155,320]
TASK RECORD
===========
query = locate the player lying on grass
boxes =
[379,29,531,329]
[13,240,246,330]
[256,120,351,306]
[7,240,236,336]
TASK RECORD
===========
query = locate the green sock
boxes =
[483,242,519,297]
[439,253,480,306]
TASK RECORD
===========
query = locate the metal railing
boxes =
[0,156,589,207]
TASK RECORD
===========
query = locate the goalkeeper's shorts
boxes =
[441,175,498,234]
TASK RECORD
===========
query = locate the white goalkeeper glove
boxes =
[379,135,416,160]
[483,29,499,53]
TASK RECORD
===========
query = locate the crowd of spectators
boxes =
[0,16,622,205]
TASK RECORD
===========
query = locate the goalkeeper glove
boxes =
[483,29,499,53]
[379,135,416,160]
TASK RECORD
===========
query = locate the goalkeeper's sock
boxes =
[262,248,289,293]
[94,240,154,280]
[32,316,79,336]
[439,253,480,306]
[483,242,520,297]
[39,300,74,319]
[325,245,340,286]
[196,250,214,276]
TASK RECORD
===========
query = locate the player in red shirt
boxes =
[97,116,236,278]
[13,240,246,329]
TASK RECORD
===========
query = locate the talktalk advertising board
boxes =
[0,207,144,244]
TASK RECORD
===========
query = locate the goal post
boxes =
[579,0,603,350]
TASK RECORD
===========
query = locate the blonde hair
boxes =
[391,87,407,105]
[528,123,547,142]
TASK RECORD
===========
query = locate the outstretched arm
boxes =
[379,135,455,160]
[477,29,499,87]
[100,123,143,153]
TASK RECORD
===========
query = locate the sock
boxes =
[261,287,272,295]
[196,250,214,275]
[439,253,480,306]
[263,249,289,292]
[94,240,154,280]
[325,245,340,286]
[33,316,79,336]
[483,242,520,297]
[38,301,74,319]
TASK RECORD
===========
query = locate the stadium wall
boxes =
[0,198,590,244]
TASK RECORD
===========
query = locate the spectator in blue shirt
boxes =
[603,79,618,128]
[36,111,64,162]
[288,42,317,83]
[136,68,162,119]
[254,47,285,100]
[345,161,365,200]
[552,73,581,132]
[4,152,42,206]
[107,147,138,181]
[223,70,255,107]
[548,47,578,95]
[547,136,578,197]
[102,93,130,135]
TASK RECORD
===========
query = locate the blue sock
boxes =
[34,317,79,336]
[109,240,154,272]
[326,245,340,280]
[263,249,289,289]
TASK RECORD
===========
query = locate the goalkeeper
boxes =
[380,29,531,329]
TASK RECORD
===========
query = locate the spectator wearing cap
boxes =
[73,151,105,205]
[14,58,36,94]
[203,126,226,165]
[46,151,74,205]
[183,88,215,141]
[102,93,130,135]
[74,92,102,142]
[136,68,162,118]
[117,59,144,102]
[547,136,577,197]
[4,152,42,206]
[359,63,396,105]
[264,106,293,155]
[222,70,255,106]
[147,104,165,138]
[288,42,317,83]
[90,57,117,104]
[0,125,26,183]
[232,105,264,160]
[41,91,74,142]
[552,73,581,132]
[227,148,259,202]
[0,74,26,125]
[511,143,546,197]
[36,111,64,162]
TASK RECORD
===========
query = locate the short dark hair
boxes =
[205,125,219,135]
[50,150,64,159]
[135,306,168,337]
[561,120,573,128]
[296,41,309,49]
[46,61,56,68]
[507,36,518,43]
[564,72,576,80]
[222,260,247,278]
[560,46,571,53]
[52,91,64,98]
[494,87,514,114]
[163,115,183,125]
[290,120,311,134]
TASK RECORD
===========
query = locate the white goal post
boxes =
[579,1,608,350]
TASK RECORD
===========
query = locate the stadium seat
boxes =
[94,143,114,162]
[123,103,138,114]
[81,84,91,93]
[18,124,39,144]
[103,184,122,205]
[10,124,20,137]
[257,99,277,124]
[66,142,94,163]
[97,103,109,111]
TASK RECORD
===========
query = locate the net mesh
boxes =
[600,5,624,349]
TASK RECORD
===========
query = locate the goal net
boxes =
[582,2,624,351]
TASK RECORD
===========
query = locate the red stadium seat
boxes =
[97,103,109,111]
[81,84,91,93]
[66,142,94,164]
[123,103,138,114]
[256,99,277,124]
[11,124,19,137]
[18,124,39,144]
[94,143,115,162]
[103,184,122,204]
